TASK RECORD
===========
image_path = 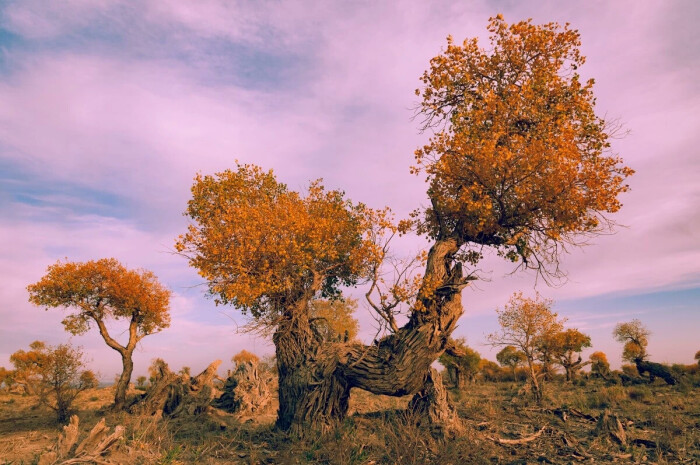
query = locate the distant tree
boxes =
[8,340,47,395]
[695,350,700,366]
[613,319,650,363]
[27,258,171,410]
[10,341,97,423]
[148,358,168,385]
[232,350,260,367]
[589,351,610,378]
[136,376,147,389]
[178,366,191,377]
[549,329,592,381]
[309,298,360,342]
[0,366,13,391]
[614,320,676,385]
[488,293,564,401]
[439,338,481,388]
[478,359,503,382]
[496,345,526,380]
[258,355,277,376]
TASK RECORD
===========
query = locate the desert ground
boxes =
[1,373,698,465]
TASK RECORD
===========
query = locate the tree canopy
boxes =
[27,258,171,338]
[589,351,610,377]
[496,345,526,371]
[175,164,386,321]
[412,15,633,279]
[547,328,592,381]
[174,16,634,432]
[488,292,564,399]
[613,319,650,363]
[27,258,171,409]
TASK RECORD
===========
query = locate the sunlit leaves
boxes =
[27,258,171,337]
[10,341,97,422]
[413,16,634,279]
[589,351,610,376]
[176,163,385,319]
[613,319,650,362]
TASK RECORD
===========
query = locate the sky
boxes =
[0,0,698,381]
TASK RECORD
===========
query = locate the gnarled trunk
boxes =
[113,351,134,410]
[274,238,466,434]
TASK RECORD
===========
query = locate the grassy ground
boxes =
[1,377,698,464]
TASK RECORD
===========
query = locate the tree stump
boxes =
[213,361,272,414]
[131,360,222,418]
[595,409,626,446]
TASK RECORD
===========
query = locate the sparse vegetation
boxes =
[8,341,97,423]
[2,373,698,464]
[4,13,694,465]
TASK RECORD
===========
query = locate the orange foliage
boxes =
[309,298,360,342]
[232,349,260,366]
[175,163,387,319]
[413,16,633,278]
[27,258,171,408]
[10,341,97,422]
[589,351,610,376]
[613,319,650,362]
[27,258,171,337]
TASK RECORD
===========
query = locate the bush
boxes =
[628,386,652,403]
[10,341,97,423]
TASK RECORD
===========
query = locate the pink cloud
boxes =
[0,1,698,373]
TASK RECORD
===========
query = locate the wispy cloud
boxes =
[0,0,698,373]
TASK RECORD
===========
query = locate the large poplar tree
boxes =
[28,258,171,410]
[177,16,633,433]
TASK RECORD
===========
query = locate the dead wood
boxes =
[37,415,124,465]
[635,360,678,385]
[595,409,626,445]
[212,361,272,414]
[130,359,222,418]
[487,425,547,444]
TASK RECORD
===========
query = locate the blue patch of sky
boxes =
[178,38,314,91]
[0,4,315,93]
[557,287,700,315]
[0,158,131,221]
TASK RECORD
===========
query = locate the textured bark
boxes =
[37,415,124,465]
[274,238,467,434]
[408,368,463,437]
[213,361,272,414]
[113,352,134,410]
[131,360,222,417]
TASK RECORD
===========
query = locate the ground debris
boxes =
[130,359,222,418]
[37,415,123,465]
[487,425,547,444]
[595,409,627,446]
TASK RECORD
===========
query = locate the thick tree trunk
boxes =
[408,368,463,437]
[114,351,134,410]
[274,238,467,434]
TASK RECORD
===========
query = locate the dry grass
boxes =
[1,377,699,464]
